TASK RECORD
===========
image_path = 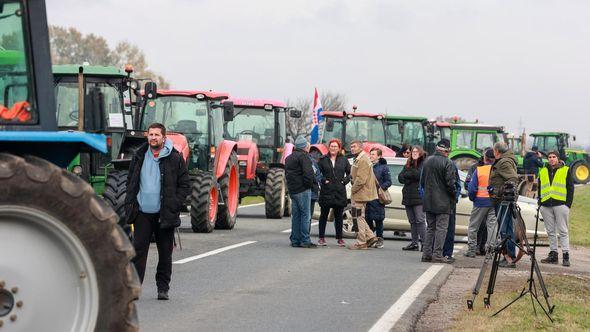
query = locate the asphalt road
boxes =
[136,204,440,332]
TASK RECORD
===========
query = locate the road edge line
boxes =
[173,241,257,264]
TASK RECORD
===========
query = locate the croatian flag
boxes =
[310,88,323,144]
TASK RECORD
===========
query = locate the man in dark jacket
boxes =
[419,139,456,263]
[125,123,191,300]
[285,135,316,248]
[366,148,392,248]
[523,145,544,180]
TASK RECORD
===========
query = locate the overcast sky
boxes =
[46,0,590,147]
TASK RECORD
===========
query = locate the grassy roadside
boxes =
[239,196,264,206]
[451,275,590,331]
[570,185,590,247]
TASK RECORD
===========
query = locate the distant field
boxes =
[240,196,264,206]
[570,185,590,247]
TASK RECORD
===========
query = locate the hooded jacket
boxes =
[137,138,173,213]
[490,150,519,204]
[285,148,314,195]
[523,151,544,175]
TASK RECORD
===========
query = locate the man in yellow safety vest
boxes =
[538,150,574,267]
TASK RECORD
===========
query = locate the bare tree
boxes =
[285,91,348,139]
[320,91,347,113]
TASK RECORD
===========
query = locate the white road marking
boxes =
[368,264,444,332]
[238,202,265,208]
[281,222,319,233]
[173,241,257,264]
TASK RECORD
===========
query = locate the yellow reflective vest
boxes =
[539,166,569,203]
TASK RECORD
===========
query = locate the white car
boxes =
[316,157,547,240]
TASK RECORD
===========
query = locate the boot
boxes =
[541,251,558,264]
[562,252,570,267]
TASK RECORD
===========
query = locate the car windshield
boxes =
[226,107,275,146]
[0,1,35,124]
[476,132,496,151]
[55,80,124,128]
[345,116,386,146]
[455,130,473,149]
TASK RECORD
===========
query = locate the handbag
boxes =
[375,177,392,205]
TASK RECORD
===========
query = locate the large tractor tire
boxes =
[103,170,129,231]
[265,168,287,219]
[0,154,140,332]
[215,152,239,229]
[283,195,292,217]
[453,156,479,172]
[190,172,218,233]
[571,160,590,184]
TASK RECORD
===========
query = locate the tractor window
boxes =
[403,121,425,147]
[455,130,473,150]
[321,118,344,145]
[55,82,78,127]
[439,127,451,140]
[211,102,224,147]
[476,132,495,151]
[386,120,402,145]
[544,136,559,152]
[346,117,386,146]
[226,107,275,146]
[0,1,35,124]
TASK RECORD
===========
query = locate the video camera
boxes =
[487,181,517,202]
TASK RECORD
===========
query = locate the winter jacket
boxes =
[351,151,378,203]
[318,154,351,208]
[467,162,494,208]
[419,152,456,214]
[538,162,574,208]
[309,155,322,201]
[137,138,174,213]
[125,142,191,229]
[398,163,423,206]
[366,158,393,221]
[285,148,314,195]
[490,150,519,204]
[523,151,544,175]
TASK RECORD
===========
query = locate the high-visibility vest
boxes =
[476,165,492,198]
[539,166,569,202]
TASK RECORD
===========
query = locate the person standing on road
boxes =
[317,139,351,247]
[464,154,489,255]
[366,148,392,249]
[464,149,498,257]
[538,151,574,267]
[285,135,317,248]
[524,145,544,181]
[349,140,380,250]
[398,145,427,251]
[126,123,191,300]
[490,141,519,268]
[309,152,322,235]
[419,139,456,263]
[442,163,462,263]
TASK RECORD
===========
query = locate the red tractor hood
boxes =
[167,133,190,162]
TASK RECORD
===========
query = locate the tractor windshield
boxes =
[455,130,473,150]
[345,116,386,146]
[475,132,496,151]
[533,136,559,153]
[226,107,275,146]
[439,127,451,140]
[386,121,402,145]
[55,80,125,129]
[402,121,425,146]
[321,117,344,145]
[0,1,35,124]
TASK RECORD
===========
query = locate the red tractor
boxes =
[224,98,301,218]
[309,109,395,160]
[105,84,239,233]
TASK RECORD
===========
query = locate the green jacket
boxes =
[490,150,519,203]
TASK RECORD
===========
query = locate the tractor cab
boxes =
[531,132,568,159]
[449,123,505,171]
[385,115,430,153]
[530,132,590,184]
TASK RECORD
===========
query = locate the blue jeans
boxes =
[290,190,311,246]
[443,209,456,257]
[496,203,515,259]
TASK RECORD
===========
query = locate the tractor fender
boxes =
[310,143,328,156]
[167,132,190,162]
[362,142,396,157]
[215,140,238,180]
[236,140,259,180]
[280,142,294,164]
[449,149,481,161]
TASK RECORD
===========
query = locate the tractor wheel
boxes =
[215,152,239,229]
[283,195,292,217]
[103,170,130,233]
[571,161,590,184]
[453,157,478,172]
[0,154,140,332]
[190,172,218,233]
[265,168,287,219]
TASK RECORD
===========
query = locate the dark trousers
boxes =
[443,209,456,258]
[318,205,344,239]
[496,203,515,259]
[476,220,487,253]
[367,218,384,238]
[132,211,175,292]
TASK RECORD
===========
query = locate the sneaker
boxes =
[402,243,419,251]
[157,291,169,300]
[337,239,346,247]
[375,238,384,249]
[300,242,318,249]
[445,256,456,264]
[366,237,379,248]
[463,251,476,258]
[348,243,368,250]
[421,256,432,262]
[318,238,327,246]
[498,258,516,268]
[562,252,570,267]
[541,251,558,264]
[432,256,452,264]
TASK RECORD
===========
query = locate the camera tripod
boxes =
[466,201,554,321]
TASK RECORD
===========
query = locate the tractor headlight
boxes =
[72,165,83,176]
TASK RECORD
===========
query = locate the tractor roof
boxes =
[52,64,127,78]
[450,123,504,132]
[385,115,428,122]
[322,111,384,119]
[157,90,229,101]
[530,132,568,137]
[436,121,451,127]
[227,98,287,108]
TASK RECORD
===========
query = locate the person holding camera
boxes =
[538,151,574,267]
[524,145,544,181]
[489,142,519,268]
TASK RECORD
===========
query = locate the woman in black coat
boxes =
[398,145,427,251]
[317,139,351,247]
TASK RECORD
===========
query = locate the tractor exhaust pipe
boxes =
[77,66,84,131]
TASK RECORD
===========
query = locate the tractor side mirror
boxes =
[326,118,334,132]
[573,135,577,142]
[144,82,157,99]
[289,108,302,119]
[223,101,234,122]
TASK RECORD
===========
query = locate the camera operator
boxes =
[489,142,519,268]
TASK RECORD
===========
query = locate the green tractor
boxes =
[448,123,505,171]
[0,1,139,330]
[384,115,447,155]
[530,132,590,184]
[53,64,139,194]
